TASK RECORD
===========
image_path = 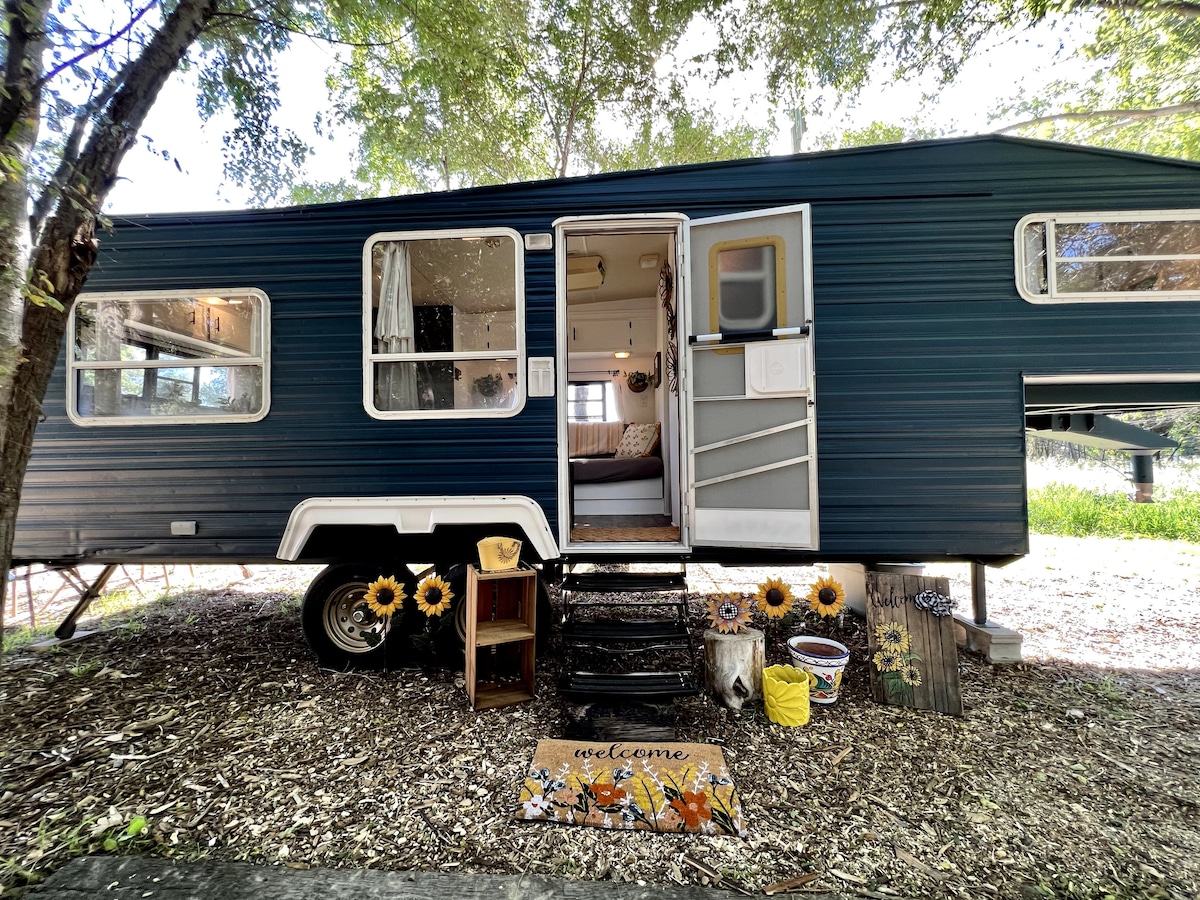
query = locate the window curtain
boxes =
[611,372,627,423]
[375,242,418,409]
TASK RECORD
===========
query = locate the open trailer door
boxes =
[684,204,818,550]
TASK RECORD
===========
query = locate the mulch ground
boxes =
[1,538,1198,900]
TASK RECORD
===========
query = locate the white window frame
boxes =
[362,227,526,420]
[67,288,271,426]
[1016,210,1200,304]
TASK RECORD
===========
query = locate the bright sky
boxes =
[103,17,1095,216]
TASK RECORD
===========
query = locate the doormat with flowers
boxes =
[515,739,744,835]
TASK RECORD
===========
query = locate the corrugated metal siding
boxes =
[17,137,1200,564]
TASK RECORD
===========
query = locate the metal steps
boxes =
[559,567,700,700]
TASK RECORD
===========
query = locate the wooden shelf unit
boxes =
[465,564,537,710]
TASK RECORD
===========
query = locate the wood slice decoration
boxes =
[865,573,962,716]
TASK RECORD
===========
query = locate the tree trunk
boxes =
[0,0,221,641]
[703,627,765,711]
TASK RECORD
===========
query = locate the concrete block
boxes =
[954,614,1023,665]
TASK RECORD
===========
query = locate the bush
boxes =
[1029,483,1200,542]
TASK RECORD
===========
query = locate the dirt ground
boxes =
[1,535,1197,900]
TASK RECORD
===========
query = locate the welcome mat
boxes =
[515,739,744,835]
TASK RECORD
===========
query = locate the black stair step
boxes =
[560,670,701,699]
[562,572,687,594]
[562,618,690,647]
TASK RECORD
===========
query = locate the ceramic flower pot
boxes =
[787,635,849,706]
[762,665,810,726]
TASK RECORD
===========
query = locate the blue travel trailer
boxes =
[16,136,1200,669]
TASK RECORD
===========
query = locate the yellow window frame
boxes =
[707,235,787,334]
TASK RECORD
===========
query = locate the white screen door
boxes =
[684,204,818,549]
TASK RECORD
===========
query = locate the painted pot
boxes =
[786,635,850,706]
[762,665,810,726]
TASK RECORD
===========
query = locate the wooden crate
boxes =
[465,564,536,710]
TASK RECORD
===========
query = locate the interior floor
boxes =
[569,525,681,543]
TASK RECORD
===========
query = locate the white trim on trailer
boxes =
[276,495,559,562]
[1024,373,1200,384]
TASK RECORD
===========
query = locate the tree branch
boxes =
[995,100,1200,133]
[1072,0,1200,19]
[37,0,161,88]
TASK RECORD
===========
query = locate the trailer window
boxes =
[708,236,785,332]
[68,290,269,425]
[1017,211,1200,303]
[364,229,525,418]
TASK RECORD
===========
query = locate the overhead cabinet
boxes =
[568,311,656,354]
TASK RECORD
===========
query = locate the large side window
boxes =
[69,289,269,425]
[1017,211,1200,303]
[364,229,524,418]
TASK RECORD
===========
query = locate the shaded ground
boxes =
[1,536,1198,900]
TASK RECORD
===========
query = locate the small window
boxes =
[68,289,269,425]
[567,380,618,423]
[708,236,785,332]
[364,229,524,418]
[1017,211,1200,302]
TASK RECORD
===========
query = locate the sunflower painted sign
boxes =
[865,573,962,716]
[516,739,744,835]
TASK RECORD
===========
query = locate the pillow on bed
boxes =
[614,422,660,458]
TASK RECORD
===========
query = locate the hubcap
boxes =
[322,582,388,654]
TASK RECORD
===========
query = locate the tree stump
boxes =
[703,627,765,711]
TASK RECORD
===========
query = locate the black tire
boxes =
[301,563,418,670]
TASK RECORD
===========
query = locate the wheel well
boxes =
[293,523,542,568]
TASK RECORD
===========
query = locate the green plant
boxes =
[1029,483,1200,542]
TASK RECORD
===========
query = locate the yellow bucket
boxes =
[763,665,811,726]
[476,536,522,571]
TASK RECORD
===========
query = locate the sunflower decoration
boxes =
[705,593,753,634]
[754,577,796,620]
[871,619,923,701]
[872,646,903,673]
[874,620,911,653]
[415,574,454,618]
[806,575,846,618]
[364,576,406,618]
[900,662,923,687]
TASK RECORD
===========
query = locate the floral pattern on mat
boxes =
[515,740,743,835]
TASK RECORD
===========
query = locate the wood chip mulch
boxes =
[1,536,1198,900]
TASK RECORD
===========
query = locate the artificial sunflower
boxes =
[900,663,923,687]
[754,577,796,619]
[872,647,903,672]
[705,594,753,634]
[874,620,911,652]
[364,576,406,618]
[415,574,454,617]
[806,575,846,618]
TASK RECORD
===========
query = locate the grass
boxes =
[1029,483,1200,543]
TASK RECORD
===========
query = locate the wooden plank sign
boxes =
[865,573,962,716]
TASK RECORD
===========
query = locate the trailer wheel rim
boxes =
[323,582,388,654]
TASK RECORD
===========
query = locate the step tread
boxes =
[563,619,690,643]
[562,572,687,594]
[560,670,701,698]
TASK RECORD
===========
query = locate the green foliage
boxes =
[811,118,943,151]
[1029,483,1200,542]
[996,8,1200,160]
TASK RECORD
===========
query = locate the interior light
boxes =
[614,351,631,359]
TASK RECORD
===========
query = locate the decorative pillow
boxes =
[614,422,660,458]
[569,421,624,457]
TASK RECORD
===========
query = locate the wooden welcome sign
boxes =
[865,573,962,716]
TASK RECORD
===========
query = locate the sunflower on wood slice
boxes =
[705,594,753,634]
[806,575,846,618]
[415,575,454,617]
[365,576,406,619]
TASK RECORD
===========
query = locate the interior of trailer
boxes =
[563,226,683,545]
